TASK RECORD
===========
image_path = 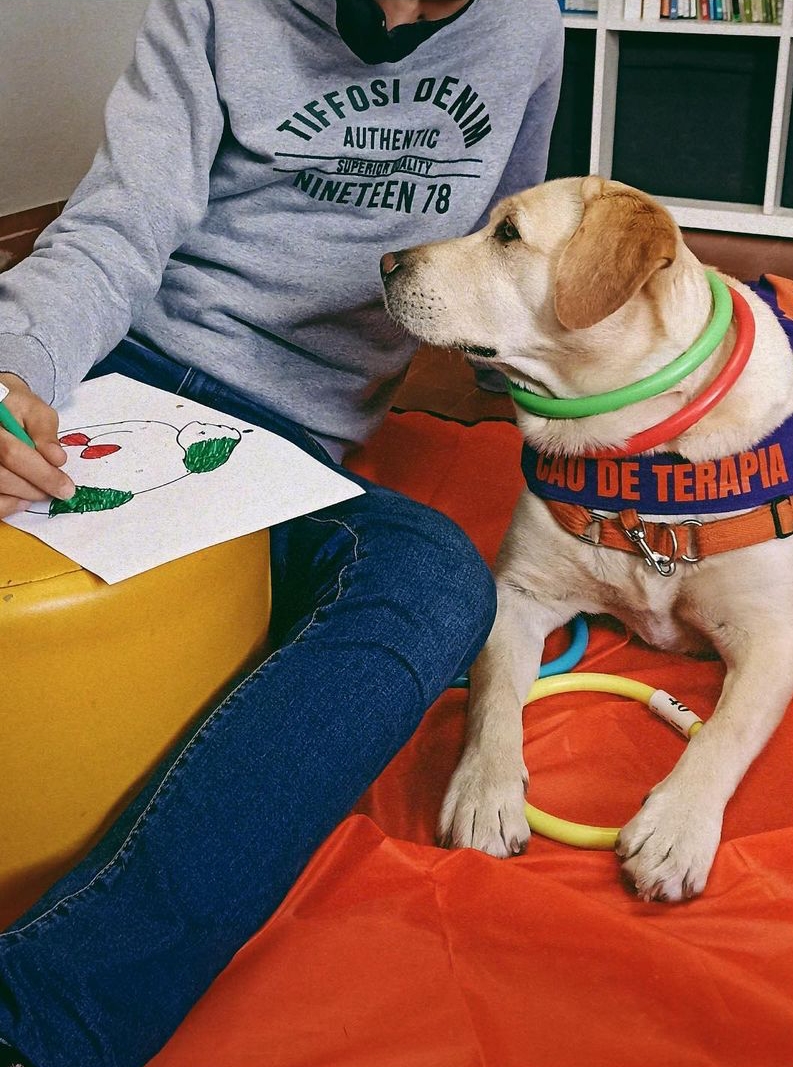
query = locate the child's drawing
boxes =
[29,420,242,516]
[6,372,364,584]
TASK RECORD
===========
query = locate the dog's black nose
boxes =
[380,251,403,280]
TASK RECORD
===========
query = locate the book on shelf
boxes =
[619,0,779,19]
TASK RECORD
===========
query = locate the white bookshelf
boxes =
[563,0,793,235]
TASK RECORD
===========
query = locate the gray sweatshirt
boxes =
[0,0,563,457]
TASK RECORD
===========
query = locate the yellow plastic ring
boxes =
[523,672,703,851]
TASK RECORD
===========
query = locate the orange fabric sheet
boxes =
[767,274,793,319]
[151,407,793,1067]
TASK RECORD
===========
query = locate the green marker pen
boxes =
[0,382,36,448]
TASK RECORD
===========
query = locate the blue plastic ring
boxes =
[451,614,589,688]
[539,613,589,678]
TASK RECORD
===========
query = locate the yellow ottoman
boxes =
[0,522,271,928]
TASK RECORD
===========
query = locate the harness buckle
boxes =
[620,514,678,577]
[577,510,608,547]
[679,518,702,563]
[770,496,793,539]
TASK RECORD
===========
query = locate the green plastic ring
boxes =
[508,271,732,419]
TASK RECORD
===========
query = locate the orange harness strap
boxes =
[545,495,793,576]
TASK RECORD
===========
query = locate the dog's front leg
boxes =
[438,584,571,857]
[617,631,793,902]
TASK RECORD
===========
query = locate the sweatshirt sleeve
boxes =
[0,0,224,405]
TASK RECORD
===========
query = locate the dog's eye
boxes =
[496,217,521,242]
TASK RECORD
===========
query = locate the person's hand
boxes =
[0,372,75,518]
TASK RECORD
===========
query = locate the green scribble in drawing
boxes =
[182,435,240,474]
[49,486,135,516]
[37,420,244,519]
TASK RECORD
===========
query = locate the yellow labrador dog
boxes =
[380,175,793,902]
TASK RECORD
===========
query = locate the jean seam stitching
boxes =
[174,367,194,395]
[1,515,359,940]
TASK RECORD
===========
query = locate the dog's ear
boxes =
[554,176,678,330]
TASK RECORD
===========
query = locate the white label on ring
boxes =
[0,383,8,403]
[649,689,703,737]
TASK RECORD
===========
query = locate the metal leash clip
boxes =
[620,514,677,577]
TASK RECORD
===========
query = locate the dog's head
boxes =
[380,176,705,446]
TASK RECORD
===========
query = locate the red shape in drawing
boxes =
[80,444,121,459]
[59,432,91,446]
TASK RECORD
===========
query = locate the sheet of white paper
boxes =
[4,374,365,584]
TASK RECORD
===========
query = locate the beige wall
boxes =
[0,0,149,216]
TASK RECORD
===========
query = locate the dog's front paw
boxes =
[616,788,722,902]
[438,754,529,858]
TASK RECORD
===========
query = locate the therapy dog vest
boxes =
[521,412,793,517]
[520,280,793,575]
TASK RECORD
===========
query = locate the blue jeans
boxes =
[0,340,496,1067]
